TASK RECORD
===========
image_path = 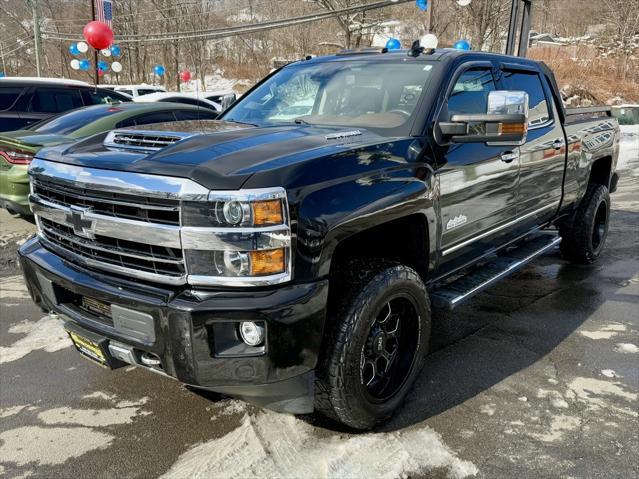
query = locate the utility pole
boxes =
[29,0,43,76]
[427,0,434,33]
[0,42,7,75]
[90,0,99,85]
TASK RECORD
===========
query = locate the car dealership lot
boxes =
[1,132,637,478]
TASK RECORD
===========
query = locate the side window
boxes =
[174,109,217,121]
[85,89,119,105]
[501,71,551,127]
[0,87,24,111]
[129,111,177,127]
[30,88,83,114]
[447,67,496,116]
[137,89,160,96]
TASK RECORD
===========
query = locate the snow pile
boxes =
[162,410,478,479]
[180,69,251,94]
[0,315,70,364]
[618,125,639,172]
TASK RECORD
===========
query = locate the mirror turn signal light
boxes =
[499,122,527,135]
[249,248,285,275]
[251,199,283,226]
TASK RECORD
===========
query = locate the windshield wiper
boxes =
[222,119,259,127]
[293,118,312,125]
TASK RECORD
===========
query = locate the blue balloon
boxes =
[153,64,165,76]
[385,38,401,50]
[416,0,428,11]
[79,59,90,71]
[69,43,80,56]
[0,72,5,78]
[110,44,121,57]
[98,60,109,72]
[454,39,471,50]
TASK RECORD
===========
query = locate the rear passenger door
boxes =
[438,64,520,257]
[27,87,84,124]
[498,65,565,220]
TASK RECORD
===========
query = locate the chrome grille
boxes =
[28,158,209,285]
[33,177,180,226]
[40,218,185,277]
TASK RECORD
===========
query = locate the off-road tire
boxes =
[560,183,610,264]
[315,259,431,430]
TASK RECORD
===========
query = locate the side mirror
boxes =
[440,90,529,144]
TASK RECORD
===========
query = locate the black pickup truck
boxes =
[20,46,620,429]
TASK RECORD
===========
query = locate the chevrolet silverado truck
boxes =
[19,46,620,429]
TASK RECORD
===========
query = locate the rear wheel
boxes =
[560,184,610,264]
[315,260,431,429]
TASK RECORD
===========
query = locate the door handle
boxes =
[500,151,519,163]
[552,139,565,150]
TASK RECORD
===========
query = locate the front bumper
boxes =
[19,237,329,413]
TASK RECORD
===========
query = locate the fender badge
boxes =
[325,130,363,140]
[446,214,467,230]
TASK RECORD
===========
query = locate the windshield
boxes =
[29,106,123,135]
[222,60,436,133]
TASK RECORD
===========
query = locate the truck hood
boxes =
[36,120,385,190]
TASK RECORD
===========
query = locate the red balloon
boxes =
[98,69,105,77]
[180,70,192,82]
[83,21,114,50]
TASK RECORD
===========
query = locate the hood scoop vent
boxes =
[104,130,195,152]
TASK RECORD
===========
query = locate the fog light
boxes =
[239,321,265,347]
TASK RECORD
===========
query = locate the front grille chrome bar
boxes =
[30,195,182,249]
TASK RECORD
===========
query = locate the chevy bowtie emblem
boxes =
[66,206,96,239]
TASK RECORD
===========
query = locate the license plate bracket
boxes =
[64,322,126,369]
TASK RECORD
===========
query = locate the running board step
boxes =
[431,233,561,310]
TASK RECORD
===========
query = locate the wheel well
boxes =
[329,214,429,280]
[589,156,612,188]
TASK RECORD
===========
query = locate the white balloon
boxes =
[111,61,123,73]
[421,33,439,49]
[70,59,80,70]
[457,0,472,6]
[77,41,88,53]
[101,48,112,57]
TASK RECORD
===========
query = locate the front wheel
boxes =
[315,261,431,429]
[560,184,610,264]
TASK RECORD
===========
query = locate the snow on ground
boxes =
[180,69,251,94]
[162,408,478,479]
[617,125,639,172]
[0,314,69,365]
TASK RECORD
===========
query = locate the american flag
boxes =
[95,0,113,28]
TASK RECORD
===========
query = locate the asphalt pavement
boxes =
[0,137,637,478]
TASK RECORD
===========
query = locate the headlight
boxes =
[181,187,291,287]
[183,190,285,228]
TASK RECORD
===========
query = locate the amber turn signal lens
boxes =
[251,199,283,226]
[499,122,527,135]
[249,248,285,275]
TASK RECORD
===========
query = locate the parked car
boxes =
[20,47,619,429]
[0,102,217,215]
[133,91,222,112]
[0,77,131,132]
[186,90,236,109]
[101,84,166,98]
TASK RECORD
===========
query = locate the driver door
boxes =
[437,65,520,259]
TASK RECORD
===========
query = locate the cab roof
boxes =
[290,48,540,68]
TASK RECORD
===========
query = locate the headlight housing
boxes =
[181,187,291,287]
